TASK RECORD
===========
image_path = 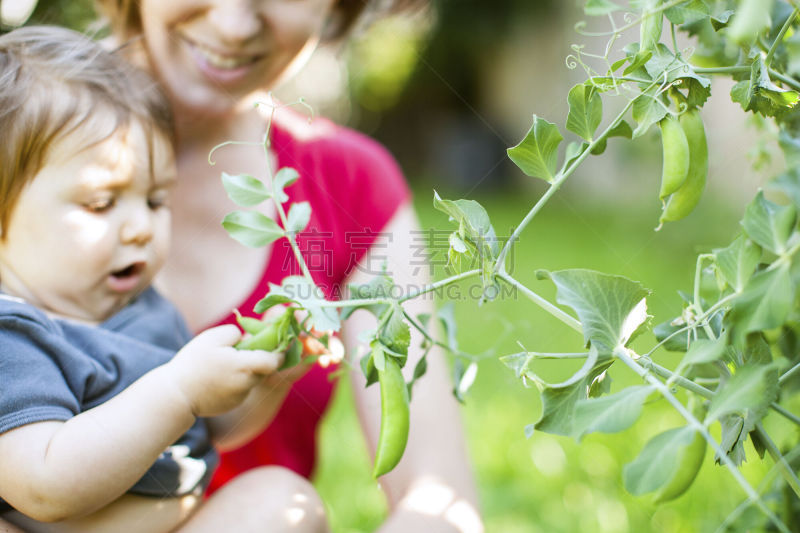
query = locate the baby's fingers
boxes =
[194,324,242,347]
[238,349,285,375]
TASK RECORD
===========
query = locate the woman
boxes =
[5,1,482,531]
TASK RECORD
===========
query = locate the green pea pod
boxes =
[233,309,267,336]
[653,429,706,503]
[236,308,292,351]
[660,108,708,223]
[372,354,410,478]
[658,114,690,199]
[639,0,663,53]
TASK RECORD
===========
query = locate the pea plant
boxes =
[216,0,800,529]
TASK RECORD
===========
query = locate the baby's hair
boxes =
[0,25,173,238]
[95,0,430,43]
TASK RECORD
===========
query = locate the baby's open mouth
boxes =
[111,262,145,279]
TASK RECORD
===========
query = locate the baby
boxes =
[0,26,327,532]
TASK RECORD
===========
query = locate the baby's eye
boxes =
[83,197,115,213]
[147,193,170,210]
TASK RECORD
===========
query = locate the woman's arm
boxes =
[342,203,484,533]
[205,364,306,451]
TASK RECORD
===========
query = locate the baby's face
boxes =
[0,116,175,322]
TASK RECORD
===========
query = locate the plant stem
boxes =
[765,8,799,68]
[399,269,482,303]
[694,66,800,92]
[401,309,476,361]
[754,423,800,499]
[694,66,750,75]
[641,357,800,427]
[780,362,800,385]
[494,95,640,274]
[771,69,800,92]
[771,403,800,427]
[316,269,482,310]
[716,445,800,533]
[671,23,680,57]
[527,352,590,359]
[639,358,713,398]
[261,147,314,282]
[615,348,790,533]
[496,273,583,333]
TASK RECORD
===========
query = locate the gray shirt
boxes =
[0,287,218,511]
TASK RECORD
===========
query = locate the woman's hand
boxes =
[206,322,341,450]
[167,324,284,418]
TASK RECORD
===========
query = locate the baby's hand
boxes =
[166,325,284,417]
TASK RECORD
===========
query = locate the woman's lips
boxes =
[182,37,264,86]
[107,262,146,293]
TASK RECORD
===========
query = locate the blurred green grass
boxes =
[313,184,784,533]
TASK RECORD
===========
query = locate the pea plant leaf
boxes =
[564,142,589,169]
[590,120,633,155]
[254,275,341,332]
[731,56,800,118]
[664,0,709,25]
[273,167,300,203]
[529,375,591,437]
[714,234,762,292]
[221,172,271,207]
[567,83,603,142]
[676,334,728,375]
[538,269,651,354]
[706,364,780,425]
[453,359,478,403]
[653,311,723,352]
[716,413,749,466]
[709,10,734,31]
[623,426,698,495]
[507,115,563,182]
[741,190,796,254]
[342,274,394,319]
[727,263,794,339]
[433,191,499,258]
[632,90,669,138]
[380,302,411,358]
[571,385,654,441]
[643,44,711,107]
[221,211,284,248]
[286,201,311,233]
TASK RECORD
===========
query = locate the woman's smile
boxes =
[176,32,266,87]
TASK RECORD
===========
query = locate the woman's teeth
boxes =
[193,42,258,69]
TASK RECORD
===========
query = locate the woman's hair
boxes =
[95,0,429,42]
[0,25,174,238]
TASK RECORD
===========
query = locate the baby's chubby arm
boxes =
[0,325,281,523]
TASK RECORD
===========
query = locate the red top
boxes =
[206,109,411,492]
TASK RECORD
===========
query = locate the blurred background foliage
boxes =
[5,0,794,531]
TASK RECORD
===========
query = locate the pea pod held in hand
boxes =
[235,308,293,352]
[653,429,706,503]
[660,108,708,224]
[658,114,690,199]
[233,308,267,335]
[372,350,410,478]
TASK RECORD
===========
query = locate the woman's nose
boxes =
[208,1,265,46]
[120,206,154,246]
